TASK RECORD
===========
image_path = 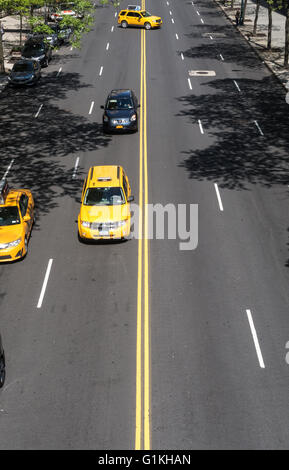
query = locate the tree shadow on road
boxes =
[176,72,289,266]
[0,71,111,218]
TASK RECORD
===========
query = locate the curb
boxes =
[213,0,289,91]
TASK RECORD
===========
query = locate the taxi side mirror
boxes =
[127,196,134,202]
[23,214,30,222]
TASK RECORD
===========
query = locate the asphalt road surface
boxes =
[0,0,289,449]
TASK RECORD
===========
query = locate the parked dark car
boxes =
[0,334,5,389]
[8,59,41,86]
[101,89,140,133]
[22,39,52,67]
[58,25,73,43]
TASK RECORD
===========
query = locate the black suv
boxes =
[0,334,5,389]
[101,89,140,133]
[22,39,52,67]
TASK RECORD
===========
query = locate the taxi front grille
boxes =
[0,255,12,260]
[90,222,116,230]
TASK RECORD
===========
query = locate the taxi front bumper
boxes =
[0,242,25,262]
[78,221,130,240]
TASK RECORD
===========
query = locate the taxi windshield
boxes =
[107,98,134,110]
[84,187,125,206]
[141,11,152,17]
[0,206,21,226]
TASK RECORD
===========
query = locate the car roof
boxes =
[109,89,133,98]
[87,165,123,187]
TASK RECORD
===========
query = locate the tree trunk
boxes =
[285,7,289,68]
[0,21,5,73]
[253,0,260,35]
[267,6,272,50]
[20,13,22,47]
[243,0,247,24]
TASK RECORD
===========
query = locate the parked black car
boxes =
[8,59,41,86]
[0,334,5,389]
[101,89,140,133]
[22,39,52,67]
[28,31,60,48]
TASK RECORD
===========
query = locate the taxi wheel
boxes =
[24,237,28,255]
[0,354,5,389]
[144,22,151,30]
[121,20,128,28]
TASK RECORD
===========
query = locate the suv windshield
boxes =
[13,62,33,72]
[84,187,125,206]
[141,11,152,17]
[0,207,21,226]
[107,98,134,110]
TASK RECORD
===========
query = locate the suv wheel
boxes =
[144,22,151,30]
[121,20,128,28]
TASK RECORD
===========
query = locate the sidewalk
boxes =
[215,0,289,88]
[0,12,36,88]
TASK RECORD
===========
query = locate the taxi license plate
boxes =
[116,125,123,128]
[99,230,109,236]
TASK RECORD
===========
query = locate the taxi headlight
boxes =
[81,221,91,228]
[2,238,22,249]
[103,115,109,122]
[130,114,137,122]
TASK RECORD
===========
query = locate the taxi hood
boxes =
[0,225,23,244]
[80,204,130,222]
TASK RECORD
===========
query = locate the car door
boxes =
[126,12,136,26]
[135,12,143,26]
[19,192,33,236]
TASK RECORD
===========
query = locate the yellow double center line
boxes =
[135,5,150,450]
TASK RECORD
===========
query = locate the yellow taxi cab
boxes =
[0,179,34,262]
[118,8,162,30]
[78,165,134,241]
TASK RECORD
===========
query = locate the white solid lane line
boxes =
[254,120,264,136]
[35,104,43,118]
[233,80,241,92]
[111,25,114,32]
[175,33,179,39]
[57,67,62,77]
[99,66,103,76]
[89,101,94,115]
[246,309,265,368]
[3,159,14,179]
[214,183,224,211]
[188,78,192,90]
[72,157,80,179]
[198,119,204,134]
[106,42,110,50]
[37,259,53,309]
